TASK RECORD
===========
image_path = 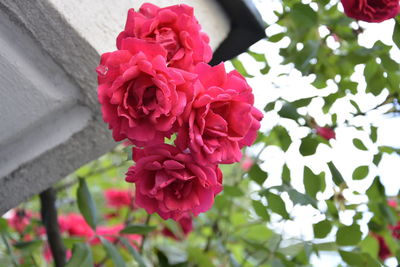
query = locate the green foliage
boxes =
[77,178,98,230]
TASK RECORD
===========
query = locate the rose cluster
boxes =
[96,3,263,221]
[341,0,399,22]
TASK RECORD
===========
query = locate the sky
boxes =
[227,0,400,265]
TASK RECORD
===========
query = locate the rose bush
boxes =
[176,63,263,164]
[116,3,212,70]
[341,0,399,22]
[125,144,222,220]
[97,38,197,146]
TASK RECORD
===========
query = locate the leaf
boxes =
[119,237,147,267]
[370,126,377,143]
[336,224,362,246]
[77,178,98,230]
[66,243,93,267]
[299,135,319,156]
[303,166,324,198]
[99,236,126,267]
[265,126,292,152]
[0,218,8,233]
[353,138,368,151]
[292,97,313,108]
[120,224,156,235]
[264,102,275,112]
[393,19,400,49]
[13,240,43,251]
[282,164,291,184]
[291,3,317,29]
[366,177,385,202]
[313,220,332,239]
[252,200,270,221]
[352,166,369,180]
[340,250,380,267]
[278,103,301,121]
[187,247,215,267]
[327,162,346,187]
[248,164,268,186]
[266,192,289,219]
[349,100,362,114]
[373,153,382,166]
[231,58,253,78]
[360,235,379,258]
[268,32,285,42]
[287,189,317,208]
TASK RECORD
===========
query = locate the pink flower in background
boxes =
[126,144,223,220]
[241,156,254,172]
[388,199,397,208]
[97,38,197,146]
[105,189,134,209]
[374,234,392,260]
[341,0,399,23]
[316,126,336,140]
[176,63,263,165]
[162,214,193,240]
[58,214,94,238]
[8,209,34,233]
[91,224,142,247]
[116,3,212,70]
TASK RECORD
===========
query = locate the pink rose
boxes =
[162,214,193,240]
[175,63,263,165]
[241,156,254,172]
[8,209,34,233]
[59,214,94,238]
[104,189,134,209]
[97,38,196,146]
[341,0,399,22]
[116,3,212,70]
[316,126,336,140]
[125,144,223,220]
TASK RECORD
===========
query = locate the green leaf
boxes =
[313,220,332,239]
[336,224,362,246]
[278,103,301,121]
[265,126,292,152]
[291,3,317,29]
[66,243,93,267]
[248,164,268,186]
[352,166,369,180]
[370,126,378,143]
[299,135,319,156]
[349,100,362,114]
[223,185,244,197]
[268,32,285,43]
[281,164,291,184]
[99,236,126,267]
[264,102,275,112]
[393,19,400,50]
[292,97,313,108]
[266,192,289,219]
[120,224,156,235]
[303,166,324,198]
[77,178,98,230]
[252,200,270,221]
[340,250,380,267]
[353,138,368,151]
[366,177,385,201]
[247,51,270,75]
[287,189,317,208]
[327,162,346,187]
[0,218,8,233]
[373,153,382,167]
[119,237,147,267]
[187,247,215,267]
[231,58,253,78]
[13,240,43,251]
[360,235,379,258]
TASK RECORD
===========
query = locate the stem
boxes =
[39,188,66,267]
[1,233,18,267]
[139,214,152,251]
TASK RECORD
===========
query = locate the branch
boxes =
[39,188,66,267]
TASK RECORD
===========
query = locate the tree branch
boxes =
[40,188,66,267]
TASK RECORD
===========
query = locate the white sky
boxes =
[227,0,400,266]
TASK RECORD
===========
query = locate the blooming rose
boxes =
[8,209,34,233]
[116,3,212,70]
[175,63,263,165]
[97,38,196,146]
[316,126,336,140]
[58,214,94,238]
[125,144,223,220]
[104,189,134,209]
[341,0,400,22]
[162,214,193,240]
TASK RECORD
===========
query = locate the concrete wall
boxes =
[0,0,230,214]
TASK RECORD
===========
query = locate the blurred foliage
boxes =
[1,0,400,266]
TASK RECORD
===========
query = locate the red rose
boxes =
[125,144,223,220]
[59,214,94,238]
[117,3,212,70]
[316,126,336,140]
[97,38,196,146]
[8,209,34,233]
[104,189,134,209]
[162,214,193,240]
[175,63,263,165]
[341,0,399,22]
